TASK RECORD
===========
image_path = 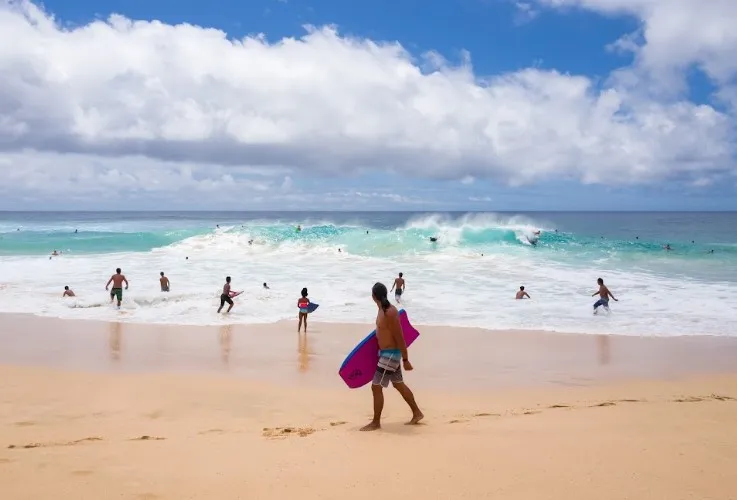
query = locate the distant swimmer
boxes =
[664,244,672,251]
[297,287,310,333]
[338,248,342,253]
[429,237,438,242]
[62,286,75,297]
[391,272,405,303]
[592,278,617,315]
[51,249,59,256]
[105,268,129,308]
[74,229,78,234]
[263,282,269,289]
[159,272,170,292]
[527,230,541,246]
[515,286,530,299]
[248,239,254,245]
[217,276,238,314]
[296,225,302,232]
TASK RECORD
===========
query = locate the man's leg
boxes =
[393,382,424,424]
[217,296,224,313]
[360,385,384,431]
[226,298,233,313]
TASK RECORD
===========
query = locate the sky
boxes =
[0,0,736,211]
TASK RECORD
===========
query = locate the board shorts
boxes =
[593,298,609,309]
[220,294,233,307]
[372,349,403,388]
[395,288,403,297]
[299,308,309,314]
[110,288,123,301]
[161,285,169,292]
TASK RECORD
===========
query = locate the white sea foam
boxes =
[1,228,736,336]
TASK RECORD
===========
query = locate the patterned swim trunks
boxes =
[372,349,403,388]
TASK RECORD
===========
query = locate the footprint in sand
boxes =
[591,401,617,407]
[198,429,225,435]
[8,437,102,450]
[473,412,499,417]
[548,404,570,409]
[329,421,347,427]
[262,427,316,439]
[710,394,736,401]
[71,470,94,476]
[673,396,704,403]
[448,419,469,424]
[0,458,13,464]
[522,410,541,415]
[13,421,36,427]
[129,435,166,441]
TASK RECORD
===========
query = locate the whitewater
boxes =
[1,211,736,336]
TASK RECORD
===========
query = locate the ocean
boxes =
[1,211,736,336]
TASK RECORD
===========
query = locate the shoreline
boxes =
[3,313,737,390]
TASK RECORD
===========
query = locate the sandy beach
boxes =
[2,315,737,499]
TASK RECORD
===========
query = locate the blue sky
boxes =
[0,0,735,210]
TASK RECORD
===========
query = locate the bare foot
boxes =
[406,412,424,425]
[360,421,381,432]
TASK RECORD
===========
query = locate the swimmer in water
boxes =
[62,286,75,297]
[105,268,129,308]
[297,287,310,333]
[390,272,405,303]
[159,272,170,292]
[664,244,672,251]
[296,225,302,232]
[515,286,530,299]
[592,278,617,315]
[217,276,238,313]
[429,237,438,243]
[263,282,269,289]
[51,249,59,256]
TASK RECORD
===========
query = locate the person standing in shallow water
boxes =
[105,268,128,308]
[360,282,423,432]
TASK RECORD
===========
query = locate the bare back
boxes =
[223,282,231,295]
[375,305,403,350]
[110,274,126,288]
[598,285,611,299]
[394,277,405,291]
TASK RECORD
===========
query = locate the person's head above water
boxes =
[263,282,268,288]
[64,286,69,290]
[226,276,231,283]
[116,268,121,274]
[160,272,164,276]
[520,286,525,291]
[597,278,604,285]
[301,287,308,297]
[372,282,391,311]
[399,272,403,278]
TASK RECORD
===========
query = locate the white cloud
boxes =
[469,196,492,202]
[536,0,737,107]
[0,0,735,204]
[514,2,540,24]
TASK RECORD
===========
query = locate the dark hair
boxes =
[226,276,231,282]
[520,286,524,290]
[399,272,403,277]
[160,272,164,276]
[116,268,121,273]
[64,286,69,290]
[372,282,391,311]
[301,287,308,298]
[597,278,603,284]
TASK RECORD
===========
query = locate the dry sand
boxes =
[1,314,737,499]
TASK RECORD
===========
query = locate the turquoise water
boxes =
[1,211,736,335]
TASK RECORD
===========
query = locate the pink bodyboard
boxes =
[338,309,420,389]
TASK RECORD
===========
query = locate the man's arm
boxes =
[388,309,408,361]
[390,281,395,292]
[607,288,617,301]
[105,276,112,288]
[123,276,129,289]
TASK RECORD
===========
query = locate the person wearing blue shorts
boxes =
[592,277,618,314]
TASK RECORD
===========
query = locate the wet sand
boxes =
[2,314,737,499]
[2,313,737,388]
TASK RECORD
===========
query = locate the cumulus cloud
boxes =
[537,0,737,107]
[0,0,735,204]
